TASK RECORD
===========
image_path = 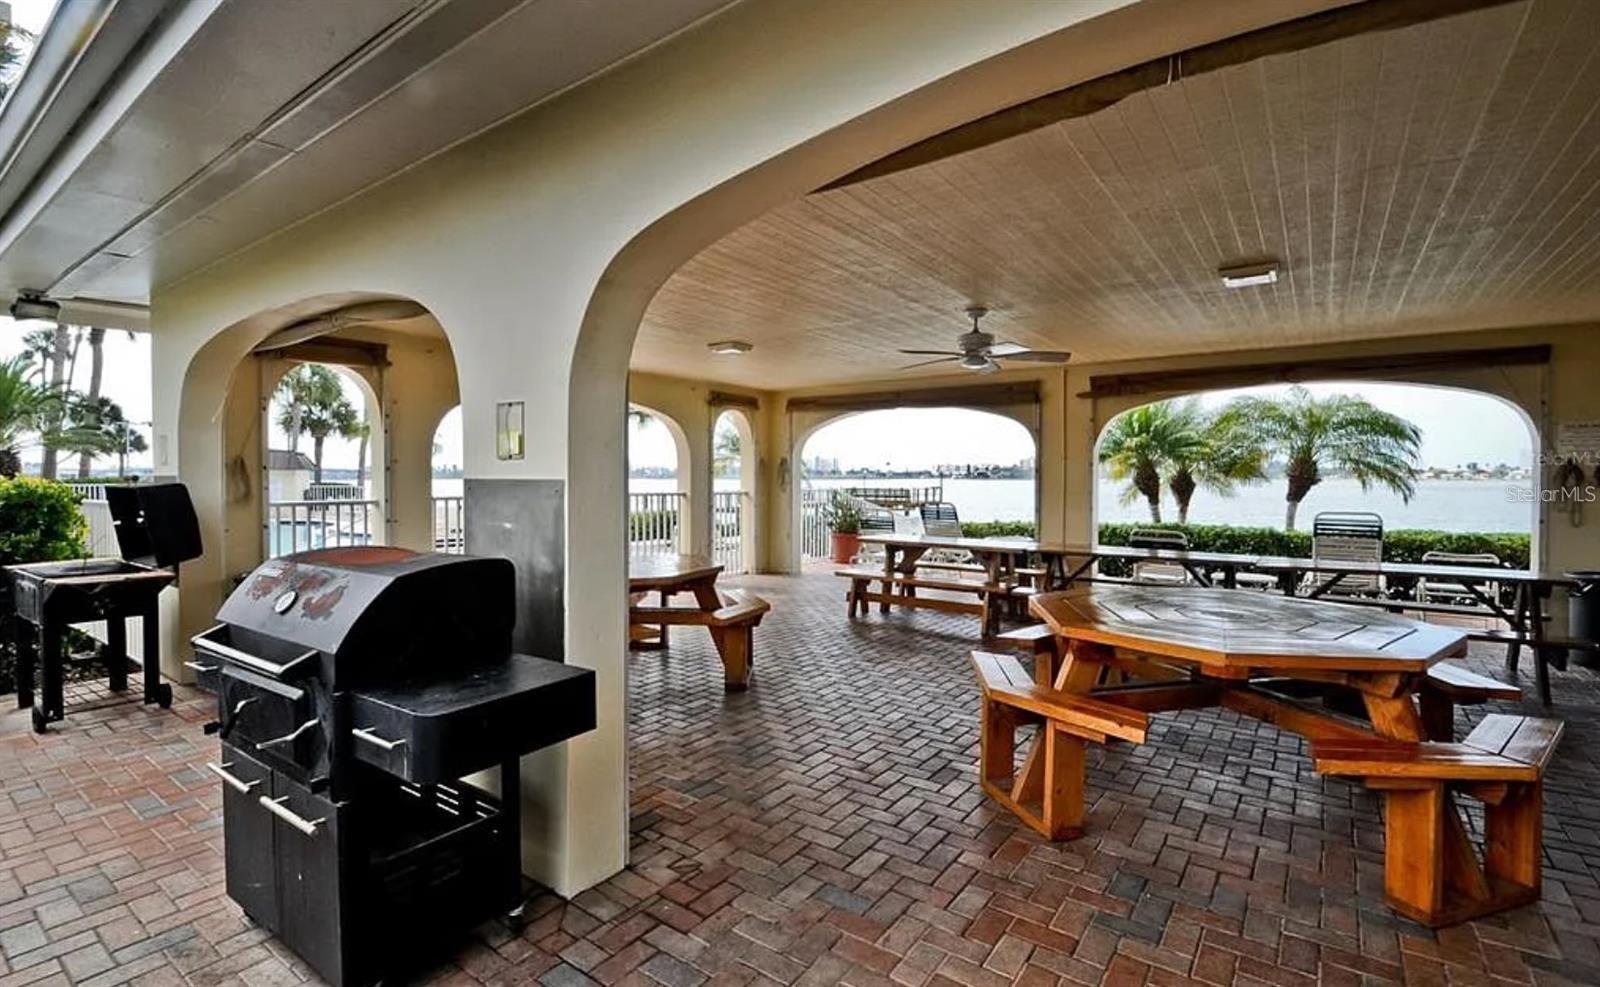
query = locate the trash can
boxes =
[1567,571,1600,668]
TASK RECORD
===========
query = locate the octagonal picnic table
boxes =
[983,584,1558,927]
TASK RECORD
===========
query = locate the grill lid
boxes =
[106,483,202,567]
[216,547,515,685]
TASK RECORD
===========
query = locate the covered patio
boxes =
[2,0,1600,983]
[3,569,1599,986]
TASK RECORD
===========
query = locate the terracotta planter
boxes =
[830,531,860,564]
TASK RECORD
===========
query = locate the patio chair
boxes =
[1311,511,1385,596]
[917,501,977,570]
[1417,550,1504,610]
[852,506,897,565]
[1128,528,1190,584]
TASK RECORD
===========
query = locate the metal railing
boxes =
[713,490,750,575]
[267,499,379,557]
[629,491,687,556]
[306,482,363,501]
[800,485,836,563]
[432,496,465,554]
[66,481,112,501]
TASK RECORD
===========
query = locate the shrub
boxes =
[960,520,1036,539]
[0,477,87,565]
[0,478,89,696]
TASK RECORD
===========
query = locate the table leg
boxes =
[141,599,170,708]
[1529,584,1552,707]
[880,546,895,614]
[38,624,63,729]
[1504,584,1527,678]
[106,616,128,693]
[14,618,34,710]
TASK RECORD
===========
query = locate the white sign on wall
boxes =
[1556,420,1600,459]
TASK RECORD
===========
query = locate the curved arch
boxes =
[628,402,692,498]
[712,407,758,573]
[1090,381,1540,556]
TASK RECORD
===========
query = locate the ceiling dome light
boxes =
[1219,261,1279,288]
[707,340,752,355]
[959,353,994,371]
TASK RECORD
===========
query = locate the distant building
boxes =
[267,449,316,501]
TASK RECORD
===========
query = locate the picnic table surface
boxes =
[1031,584,1468,674]
[628,553,723,590]
[1250,555,1574,584]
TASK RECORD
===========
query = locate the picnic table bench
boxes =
[629,554,769,691]
[998,584,1561,928]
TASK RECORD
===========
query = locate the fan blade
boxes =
[897,349,962,356]
[986,342,1030,357]
[997,350,1071,364]
[899,356,959,370]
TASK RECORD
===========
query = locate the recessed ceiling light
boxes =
[1219,261,1279,288]
[707,340,752,355]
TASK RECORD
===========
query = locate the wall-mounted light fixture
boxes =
[495,401,525,460]
[1219,261,1279,288]
[707,340,752,355]
[9,291,61,322]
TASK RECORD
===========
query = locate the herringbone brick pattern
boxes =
[2,569,1599,986]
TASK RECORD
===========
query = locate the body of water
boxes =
[431,475,1537,533]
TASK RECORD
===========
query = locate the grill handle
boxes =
[351,727,407,751]
[256,719,318,750]
[206,762,259,794]
[260,796,324,837]
[191,625,318,681]
[184,660,218,674]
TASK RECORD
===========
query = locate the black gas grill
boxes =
[192,545,593,987]
[8,483,201,732]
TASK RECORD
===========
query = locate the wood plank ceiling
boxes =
[631,0,1600,390]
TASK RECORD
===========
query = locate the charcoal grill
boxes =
[192,545,594,987]
[8,483,201,732]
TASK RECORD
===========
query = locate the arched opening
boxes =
[712,407,757,574]
[264,361,384,556]
[432,405,464,551]
[794,406,1038,566]
[1092,380,1540,564]
[628,403,690,555]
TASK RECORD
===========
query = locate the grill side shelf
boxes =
[349,655,596,784]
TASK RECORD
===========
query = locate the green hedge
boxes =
[958,519,1531,570]
[0,479,89,697]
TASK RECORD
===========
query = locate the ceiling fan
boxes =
[899,307,1070,374]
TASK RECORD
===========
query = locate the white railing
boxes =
[800,485,836,563]
[75,496,145,661]
[432,496,465,554]
[268,499,380,557]
[306,482,363,501]
[66,481,112,501]
[629,491,687,556]
[713,490,750,575]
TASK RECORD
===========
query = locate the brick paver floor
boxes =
[3,569,1600,986]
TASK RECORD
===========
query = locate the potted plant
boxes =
[823,497,863,564]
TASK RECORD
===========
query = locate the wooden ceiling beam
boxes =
[821,0,1522,192]
[1079,345,1551,399]
[787,381,1039,413]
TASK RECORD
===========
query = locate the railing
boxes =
[841,484,943,509]
[629,491,687,556]
[800,485,836,563]
[306,482,363,501]
[432,495,465,554]
[713,490,750,575]
[267,499,380,557]
[66,481,112,501]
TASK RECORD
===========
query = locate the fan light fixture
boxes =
[707,340,752,355]
[1219,262,1279,288]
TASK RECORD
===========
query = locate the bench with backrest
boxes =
[913,501,986,575]
[1127,528,1190,585]
[628,588,770,690]
[969,651,1148,839]
[1416,550,1504,608]
[1312,713,1562,927]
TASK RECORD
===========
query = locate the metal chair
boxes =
[918,502,963,539]
[1128,528,1190,584]
[1312,511,1385,596]
[852,506,897,565]
[1418,550,1504,608]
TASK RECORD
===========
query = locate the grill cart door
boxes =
[270,779,350,986]
[214,746,276,926]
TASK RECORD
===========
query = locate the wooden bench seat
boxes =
[629,589,769,691]
[1418,661,1521,740]
[970,651,1148,839]
[1311,713,1563,927]
[835,567,997,622]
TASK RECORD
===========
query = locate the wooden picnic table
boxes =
[1252,555,1581,705]
[994,585,1559,927]
[627,554,769,691]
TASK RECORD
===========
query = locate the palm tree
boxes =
[51,395,123,472]
[0,23,34,101]
[280,389,358,485]
[0,356,56,477]
[1165,404,1267,524]
[713,422,741,478]
[1097,401,1207,523]
[348,418,373,491]
[77,327,107,478]
[1218,386,1422,531]
[275,366,345,456]
[109,419,148,478]
[37,324,71,479]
